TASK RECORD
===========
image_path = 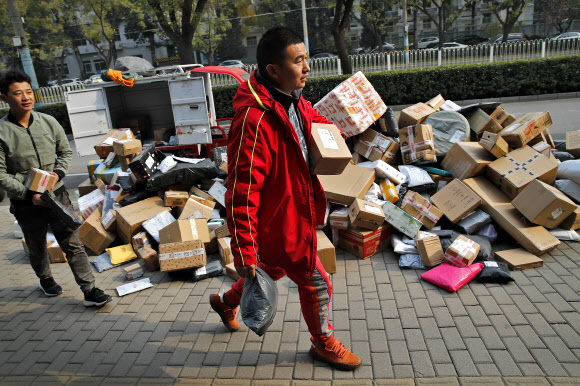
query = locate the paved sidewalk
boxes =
[2,205,580,385]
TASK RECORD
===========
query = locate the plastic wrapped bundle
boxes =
[40,191,83,230]
[456,209,492,234]
[146,159,225,192]
[399,254,427,269]
[193,260,225,282]
[423,111,470,157]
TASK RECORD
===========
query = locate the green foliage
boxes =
[213,55,580,118]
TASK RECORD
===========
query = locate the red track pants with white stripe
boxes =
[224,255,334,346]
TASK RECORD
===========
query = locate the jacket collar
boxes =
[7,110,34,128]
[255,70,302,112]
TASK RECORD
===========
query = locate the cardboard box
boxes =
[399,124,437,165]
[101,209,117,232]
[78,178,98,197]
[415,231,444,267]
[25,168,56,193]
[494,248,543,270]
[464,177,560,255]
[113,139,142,157]
[93,163,122,185]
[78,209,116,255]
[138,245,159,271]
[164,191,189,207]
[129,145,162,182]
[398,103,436,128]
[512,179,578,229]
[87,159,103,183]
[318,163,375,206]
[531,141,551,157]
[441,142,495,180]
[116,197,169,244]
[348,199,385,230]
[466,108,503,136]
[353,129,399,164]
[400,191,443,229]
[178,197,214,220]
[218,237,232,265]
[479,132,509,158]
[338,224,391,259]
[351,152,364,164]
[566,130,580,158]
[48,242,67,263]
[316,230,336,274]
[225,262,241,281]
[559,207,580,231]
[499,112,552,148]
[426,94,445,111]
[502,114,516,128]
[381,201,422,238]
[489,106,509,125]
[543,129,556,148]
[443,235,480,268]
[486,146,559,199]
[158,240,206,272]
[329,207,350,230]
[118,154,135,172]
[154,128,172,142]
[123,263,144,280]
[189,186,214,201]
[313,71,387,137]
[215,223,231,238]
[431,179,482,223]
[159,219,210,244]
[310,123,351,175]
[132,232,150,251]
[94,129,134,158]
[189,195,216,210]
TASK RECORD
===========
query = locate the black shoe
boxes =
[83,287,112,307]
[39,277,63,297]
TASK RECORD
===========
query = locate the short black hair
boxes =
[0,70,31,95]
[257,26,304,78]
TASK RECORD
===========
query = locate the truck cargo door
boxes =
[168,77,212,145]
[65,88,112,156]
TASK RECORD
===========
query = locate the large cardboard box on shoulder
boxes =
[158,240,206,272]
[116,196,169,244]
[466,108,503,136]
[511,179,578,229]
[318,163,375,206]
[486,146,558,199]
[398,103,436,128]
[309,123,351,175]
[316,230,337,274]
[441,142,495,180]
[499,112,552,148]
[338,224,391,259]
[464,176,560,256]
[78,208,116,255]
[431,179,482,223]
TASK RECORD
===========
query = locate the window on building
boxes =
[125,31,140,40]
[423,19,432,30]
[114,29,121,42]
[94,60,107,72]
[483,13,491,24]
[246,36,257,47]
[83,61,93,74]
[386,21,394,33]
[167,46,178,57]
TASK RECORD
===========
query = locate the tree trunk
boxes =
[412,8,418,49]
[438,11,445,49]
[73,45,87,79]
[333,28,352,74]
[178,40,196,64]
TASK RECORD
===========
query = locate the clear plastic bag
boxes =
[240,267,278,336]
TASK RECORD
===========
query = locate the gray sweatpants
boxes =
[12,190,95,292]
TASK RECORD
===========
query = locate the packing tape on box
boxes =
[189,221,199,240]
[159,249,205,261]
[451,238,476,259]
[403,196,440,223]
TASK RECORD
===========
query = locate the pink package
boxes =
[420,263,484,292]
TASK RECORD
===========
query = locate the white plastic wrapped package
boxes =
[390,233,419,254]
[364,182,387,206]
[423,111,470,157]
[398,165,435,189]
[549,228,580,242]
[358,160,406,184]
[555,179,580,204]
[399,254,427,269]
[241,267,278,336]
[557,160,580,184]
[158,155,178,174]
[142,210,176,243]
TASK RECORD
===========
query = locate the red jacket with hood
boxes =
[225,71,332,276]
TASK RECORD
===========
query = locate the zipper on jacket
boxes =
[25,126,43,168]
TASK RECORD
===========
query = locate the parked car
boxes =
[51,78,82,87]
[311,52,337,59]
[418,37,439,49]
[494,33,527,43]
[452,34,488,45]
[350,47,367,55]
[368,45,398,54]
[442,42,469,49]
[551,32,580,41]
[84,74,103,84]
[219,60,245,68]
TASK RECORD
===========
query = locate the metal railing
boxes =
[0,83,85,109]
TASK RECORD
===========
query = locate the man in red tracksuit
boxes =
[209,26,361,371]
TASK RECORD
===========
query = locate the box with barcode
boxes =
[159,240,206,272]
[444,235,480,268]
[348,198,385,231]
[354,129,399,164]
[309,123,351,175]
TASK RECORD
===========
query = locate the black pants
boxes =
[12,190,95,292]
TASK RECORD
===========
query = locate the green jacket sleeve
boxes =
[0,140,27,200]
[50,116,72,178]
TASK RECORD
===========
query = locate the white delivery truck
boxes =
[65,67,248,157]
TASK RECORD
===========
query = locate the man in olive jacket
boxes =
[0,70,111,306]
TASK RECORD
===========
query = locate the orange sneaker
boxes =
[209,293,239,331]
[309,339,362,371]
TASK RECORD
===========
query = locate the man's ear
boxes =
[266,63,279,81]
[0,94,7,103]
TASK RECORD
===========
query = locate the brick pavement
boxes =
[2,204,580,385]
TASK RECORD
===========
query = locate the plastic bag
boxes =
[557,160,580,184]
[554,152,575,162]
[549,227,580,241]
[420,263,483,292]
[555,179,580,204]
[40,191,83,230]
[399,254,427,269]
[106,244,137,265]
[476,261,514,284]
[241,267,278,336]
[192,260,224,282]
[380,107,399,138]
[456,209,492,234]
[398,165,436,192]
[158,156,178,173]
[118,190,152,206]
[102,185,120,214]
[391,233,418,254]
[147,159,225,192]
[476,224,498,242]
[423,111,470,157]
[90,252,121,273]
